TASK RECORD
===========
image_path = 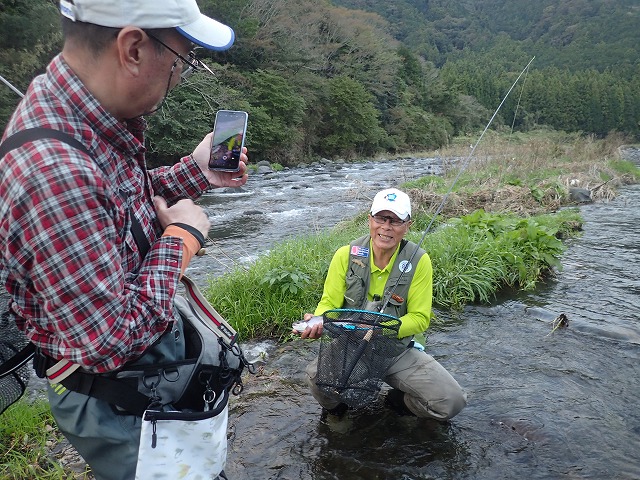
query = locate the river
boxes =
[189,151,640,479]
[8,149,640,479]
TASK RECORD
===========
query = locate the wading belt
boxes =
[0,128,242,415]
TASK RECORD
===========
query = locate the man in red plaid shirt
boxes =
[0,1,246,478]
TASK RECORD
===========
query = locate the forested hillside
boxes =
[330,0,639,73]
[0,0,638,166]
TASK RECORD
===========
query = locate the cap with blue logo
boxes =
[370,188,411,221]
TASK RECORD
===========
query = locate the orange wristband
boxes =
[162,225,201,276]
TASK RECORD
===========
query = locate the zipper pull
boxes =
[151,418,157,448]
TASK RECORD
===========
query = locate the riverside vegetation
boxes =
[203,130,639,339]
[1,131,639,479]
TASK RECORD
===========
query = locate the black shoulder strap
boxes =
[0,127,90,158]
[130,214,151,258]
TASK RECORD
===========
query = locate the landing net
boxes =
[0,294,31,414]
[316,309,405,408]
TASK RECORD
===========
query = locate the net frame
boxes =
[315,308,406,408]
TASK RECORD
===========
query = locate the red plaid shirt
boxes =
[0,54,211,373]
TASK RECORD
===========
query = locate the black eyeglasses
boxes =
[146,32,214,80]
[371,214,408,227]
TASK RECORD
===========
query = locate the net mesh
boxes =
[0,291,31,414]
[316,309,406,408]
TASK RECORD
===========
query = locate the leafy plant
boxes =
[261,267,311,295]
[450,209,570,291]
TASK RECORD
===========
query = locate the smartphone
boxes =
[208,110,248,172]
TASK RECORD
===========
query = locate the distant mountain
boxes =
[329,0,640,73]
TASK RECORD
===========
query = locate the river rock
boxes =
[568,187,592,203]
[256,165,273,174]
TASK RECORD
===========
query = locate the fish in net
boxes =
[315,309,407,408]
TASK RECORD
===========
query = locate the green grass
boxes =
[0,399,88,479]
[607,159,640,180]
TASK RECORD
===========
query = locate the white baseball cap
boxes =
[370,188,411,221]
[60,0,235,51]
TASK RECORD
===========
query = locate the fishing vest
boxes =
[344,235,425,320]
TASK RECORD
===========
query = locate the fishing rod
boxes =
[380,56,536,313]
[0,74,24,99]
[317,57,538,402]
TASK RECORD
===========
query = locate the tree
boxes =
[318,76,386,158]
[244,69,306,164]
[0,0,61,130]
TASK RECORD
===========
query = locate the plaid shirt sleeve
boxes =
[150,154,210,202]
[3,140,183,373]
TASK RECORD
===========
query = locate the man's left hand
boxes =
[192,132,249,188]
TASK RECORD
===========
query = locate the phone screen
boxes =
[208,110,248,171]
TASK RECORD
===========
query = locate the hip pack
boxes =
[44,276,254,417]
[114,295,238,412]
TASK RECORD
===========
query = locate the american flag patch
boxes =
[351,245,369,257]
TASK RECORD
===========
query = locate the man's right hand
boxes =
[297,312,324,339]
[153,196,211,238]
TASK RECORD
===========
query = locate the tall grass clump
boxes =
[0,399,80,479]
[419,226,507,309]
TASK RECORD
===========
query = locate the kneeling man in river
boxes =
[294,188,467,420]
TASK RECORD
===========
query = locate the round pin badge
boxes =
[398,260,412,273]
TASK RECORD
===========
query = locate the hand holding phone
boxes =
[208,110,248,172]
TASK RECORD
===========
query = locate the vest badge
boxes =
[398,260,412,273]
[351,245,369,258]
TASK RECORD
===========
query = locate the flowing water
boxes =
[188,151,640,480]
[187,156,448,282]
